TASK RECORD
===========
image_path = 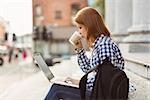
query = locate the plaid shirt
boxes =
[75,35,125,91]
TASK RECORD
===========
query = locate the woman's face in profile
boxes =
[76,23,88,39]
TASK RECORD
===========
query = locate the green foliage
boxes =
[92,0,105,18]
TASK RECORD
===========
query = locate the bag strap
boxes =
[79,58,110,100]
[79,66,99,100]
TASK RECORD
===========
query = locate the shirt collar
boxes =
[92,34,104,48]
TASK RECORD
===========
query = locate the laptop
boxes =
[33,53,78,87]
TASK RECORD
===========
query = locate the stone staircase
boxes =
[0,54,149,100]
[125,56,150,80]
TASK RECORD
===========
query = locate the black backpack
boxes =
[79,58,129,100]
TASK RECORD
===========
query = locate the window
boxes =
[71,4,80,16]
[55,11,62,19]
[35,5,42,17]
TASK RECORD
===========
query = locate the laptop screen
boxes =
[33,53,54,81]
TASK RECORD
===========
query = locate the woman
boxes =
[45,7,124,100]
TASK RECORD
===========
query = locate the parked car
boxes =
[33,53,62,67]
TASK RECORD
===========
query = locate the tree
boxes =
[42,26,48,41]
[92,0,105,18]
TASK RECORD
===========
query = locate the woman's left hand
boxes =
[64,77,79,85]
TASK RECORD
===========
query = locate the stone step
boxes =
[0,57,149,100]
[119,43,150,79]
[124,56,150,80]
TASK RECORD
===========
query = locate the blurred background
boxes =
[0,0,149,100]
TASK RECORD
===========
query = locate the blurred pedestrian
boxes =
[22,49,27,60]
[14,48,19,60]
[8,47,13,63]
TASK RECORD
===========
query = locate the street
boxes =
[0,55,149,100]
[0,56,39,95]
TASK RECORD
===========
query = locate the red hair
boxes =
[75,7,110,47]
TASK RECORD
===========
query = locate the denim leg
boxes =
[45,84,60,100]
[44,83,81,100]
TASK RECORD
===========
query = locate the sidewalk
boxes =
[0,56,40,99]
[0,57,149,100]
[125,70,150,100]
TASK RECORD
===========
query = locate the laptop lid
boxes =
[33,53,54,81]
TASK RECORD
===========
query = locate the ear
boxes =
[85,26,88,31]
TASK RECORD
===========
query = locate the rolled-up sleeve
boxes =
[75,48,91,73]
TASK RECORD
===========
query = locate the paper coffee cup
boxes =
[69,31,82,45]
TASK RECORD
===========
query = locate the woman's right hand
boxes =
[74,39,83,49]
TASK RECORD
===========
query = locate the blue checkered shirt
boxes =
[75,35,125,91]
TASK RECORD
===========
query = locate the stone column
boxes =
[123,0,150,53]
[128,0,150,32]
[149,0,150,30]
[114,0,132,34]
[105,0,132,42]
[105,0,115,33]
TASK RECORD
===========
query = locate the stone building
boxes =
[32,0,88,56]
[0,17,6,41]
[32,0,88,26]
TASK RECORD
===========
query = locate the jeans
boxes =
[44,83,91,100]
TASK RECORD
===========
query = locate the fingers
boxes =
[75,40,80,45]
[64,77,73,83]
[75,40,83,48]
